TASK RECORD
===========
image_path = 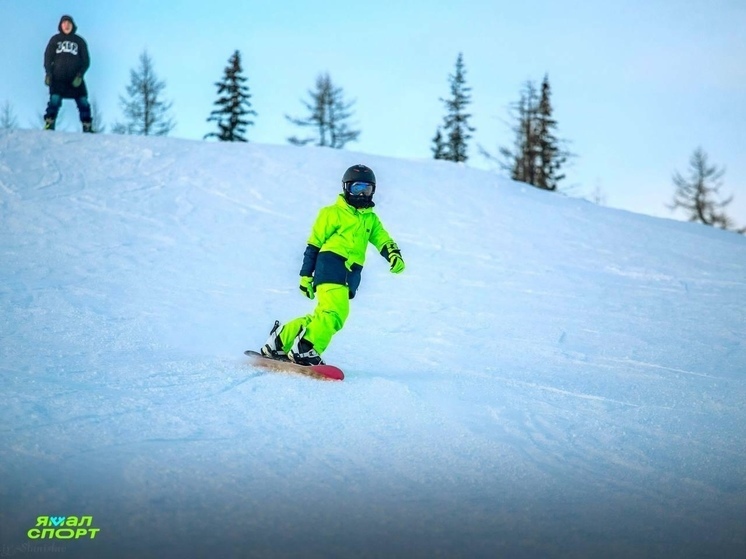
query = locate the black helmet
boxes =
[342,164,376,208]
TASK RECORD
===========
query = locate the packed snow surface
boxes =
[1,130,744,558]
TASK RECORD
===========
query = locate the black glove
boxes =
[45,74,51,86]
[72,75,82,88]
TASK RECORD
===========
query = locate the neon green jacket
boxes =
[308,195,394,268]
[300,195,397,297]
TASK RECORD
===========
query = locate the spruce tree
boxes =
[205,50,256,142]
[499,80,539,184]
[89,99,106,134]
[432,53,475,162]
[113,50,175,136]
[535,75,566,190]
[285,73,360,149]
[669,148,744,233]
[432,127,446,159]
[0,100,19,130]
[486,75,571,191]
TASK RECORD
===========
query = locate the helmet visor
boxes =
[348,181,374,197]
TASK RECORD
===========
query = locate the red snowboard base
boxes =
[244,350,344,381]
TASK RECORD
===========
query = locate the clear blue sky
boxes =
[2,0,745,222]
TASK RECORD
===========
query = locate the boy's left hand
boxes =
[382,241,405,274]
[387,251,405,274]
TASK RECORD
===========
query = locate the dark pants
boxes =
[44,95,92,124]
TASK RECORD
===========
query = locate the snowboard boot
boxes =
[261,320,289,361]
[289,328,324,366]
[82,121,94,133]
[44,117,56,131]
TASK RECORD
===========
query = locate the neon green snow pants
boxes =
[279,284,350,354]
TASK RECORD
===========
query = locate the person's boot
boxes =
[44,117,56,131]
[82,121,94,133]
[289,328,324,366]
[261,320,289,361]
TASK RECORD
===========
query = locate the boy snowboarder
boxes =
[43,15,93,132]
[261,164,405,365]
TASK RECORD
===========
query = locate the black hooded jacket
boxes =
[44,15,90,98]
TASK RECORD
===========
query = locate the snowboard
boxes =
[244,350,344,381]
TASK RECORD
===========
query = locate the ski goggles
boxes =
[348,181,374,196]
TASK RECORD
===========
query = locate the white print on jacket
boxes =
[56,41,79,55]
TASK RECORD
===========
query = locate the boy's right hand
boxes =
[299,276,315,299]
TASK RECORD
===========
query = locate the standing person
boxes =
[43,15,93,132]
[261,164,406,365]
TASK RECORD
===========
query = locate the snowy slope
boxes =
[0,129,744,558]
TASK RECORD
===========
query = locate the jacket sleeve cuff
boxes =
[380,241,400,260]
[299,244,320,276]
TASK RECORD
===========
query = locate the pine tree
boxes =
[432,53,475,162]
[113,51,175,136]
[499,80,539,184]
[432,127,446,159]
[535,75,566,191]
[90,98,106,133]
[285,73,360,149]
[205,50,256,142]
[485,75,571,191]
[669,148,744,233]
[0,100,19,129]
